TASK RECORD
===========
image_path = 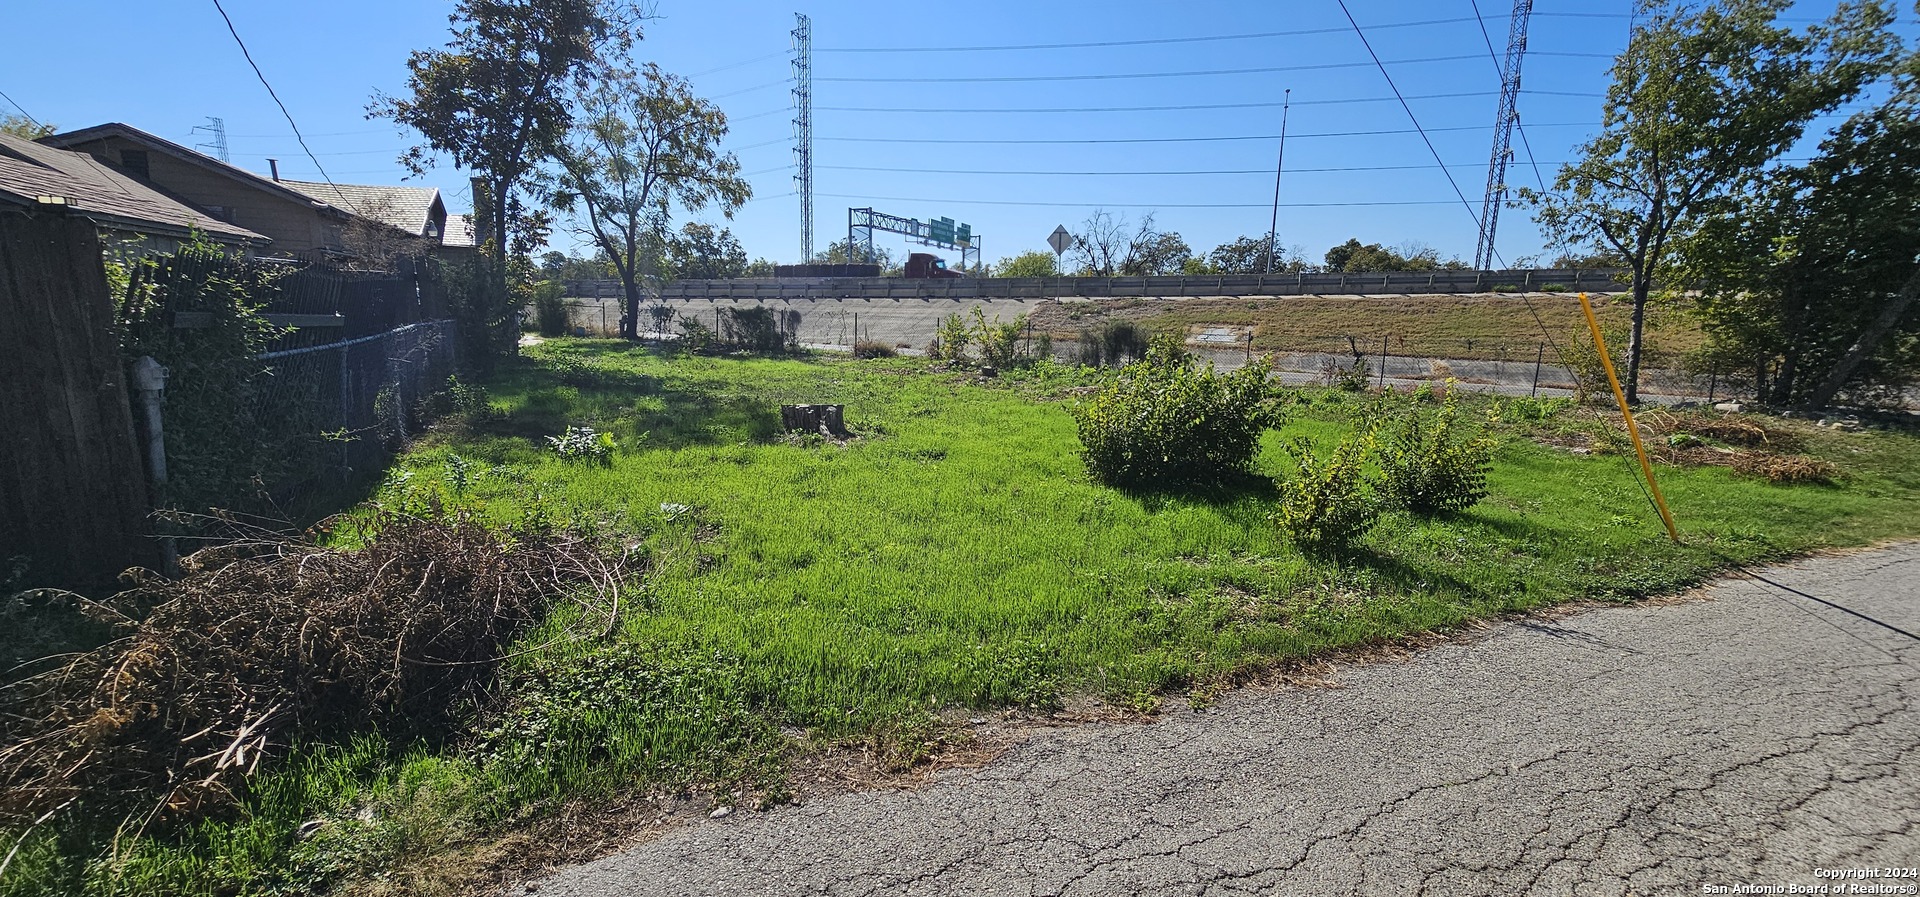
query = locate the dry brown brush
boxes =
[0,508,634,830]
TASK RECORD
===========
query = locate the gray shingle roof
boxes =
[0,133,266,244]
[276,179,442,236]
[441,213,478,248]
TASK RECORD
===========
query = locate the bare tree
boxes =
[1068,209,1130,276]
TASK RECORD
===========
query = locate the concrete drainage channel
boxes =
[559,294,1721,405]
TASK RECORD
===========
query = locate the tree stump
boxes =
[780,404,850,438]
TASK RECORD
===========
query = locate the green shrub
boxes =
[1324,356,1371,391]
[530,280,568,337]
[936,313,972,363]
[677,317,717,354]
[1076,319,1152,368]
[720,306,792,355]
[1073,343,1284,488]
[1379,386,1497,514]
[1562,324,1627,404]
[1274,427,1383,551]
[971,308,1026,369]
[1540,282,1569,293]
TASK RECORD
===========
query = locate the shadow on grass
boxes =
[1126,471,1281,513]
[481,353,784,450]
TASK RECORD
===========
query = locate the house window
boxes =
[202,205,236,224]
[120,150,150,180]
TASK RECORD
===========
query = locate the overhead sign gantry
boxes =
[848,207,981,272]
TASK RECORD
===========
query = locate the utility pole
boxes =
[791,13,814,263]
[1474,0,1533,271]
[1265,89,1291,274]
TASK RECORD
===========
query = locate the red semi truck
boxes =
[904,252,964,279]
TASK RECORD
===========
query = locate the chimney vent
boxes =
[267,158,280,181]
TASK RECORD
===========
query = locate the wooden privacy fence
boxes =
[0,211,152,589]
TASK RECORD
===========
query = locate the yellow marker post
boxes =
[1578,293,1680,542]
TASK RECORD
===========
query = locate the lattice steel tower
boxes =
[192,117,230,163]
[1475,0,1532,271]
[791,13,814,262]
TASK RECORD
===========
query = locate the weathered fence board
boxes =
[0,212,151,588]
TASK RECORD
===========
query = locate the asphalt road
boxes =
[526,544,1920,897]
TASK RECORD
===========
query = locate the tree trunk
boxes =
[1624,274,1650,405]
[621,272,641,340]
[1801,263,1920,414]
[1771,350,1797,406]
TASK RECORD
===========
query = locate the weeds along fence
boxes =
[119,246,457,526]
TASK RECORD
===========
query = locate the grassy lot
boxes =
[9,339,1917,896]
[1028,293,1708,362]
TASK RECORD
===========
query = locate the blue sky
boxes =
[1,1,1907,268]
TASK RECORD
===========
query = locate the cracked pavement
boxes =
[527,544,1920,896]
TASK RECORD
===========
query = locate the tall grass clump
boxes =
[1073,336,1284,488]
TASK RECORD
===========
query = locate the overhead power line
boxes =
[820,193,1461,209]
[814,122,1595,145]
[689,51,787,78]
[811,11,1767,54]
[815,89,1598,115]
[819,16,1484,52]
[1337,0,1492,261]
[817,54,1485,83]
[814,162,1563,177]
[1467,0,1550,193]
[0,89,41,126]
[710,78,794,99]
[209,0,339,189]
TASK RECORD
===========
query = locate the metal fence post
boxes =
[1531,343,1544,398]
[131,356,177,574]
[1378,335,1388,389]
[339,344,351,474]
[1708,366,1718,403]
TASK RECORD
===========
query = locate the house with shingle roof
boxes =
[275,179,450,244]
[40,123,471,264]
[0,131,266,251]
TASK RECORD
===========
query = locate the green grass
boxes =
[9,339,1918,896]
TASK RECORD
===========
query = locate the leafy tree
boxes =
[666,222,748,280]
[538,250,615,281]
[809,238,892,269]
[1520,0,1894,402]
[1119,222,1192,276]
[993,250,1059,277]
[1208,235,1307,274]
[744,257,776,277]
[1,114,53,140]
[1322,238,1462,272]
[1550,249,1629,269]
[373,0,640,348]
[1679,35,1918,411]
[552,63,749,339]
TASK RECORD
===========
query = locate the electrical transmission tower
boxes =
[791,13,814,263]
[191,116,230,163]
[1474,0,1531,271]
